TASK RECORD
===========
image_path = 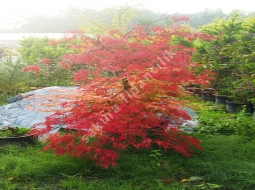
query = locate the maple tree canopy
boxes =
[27,19,216,168]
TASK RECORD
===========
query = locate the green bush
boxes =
[194,106,255,139]
[0,46,30,94]
[193,12,255,102]
[17,36,79,87]
[0,127,30,137]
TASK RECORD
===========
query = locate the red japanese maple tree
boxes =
[28,21,216,168]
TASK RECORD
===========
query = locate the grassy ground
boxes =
[1,134,255,190]
[0,101,255,190]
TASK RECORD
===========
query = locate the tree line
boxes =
[1,7,247,33]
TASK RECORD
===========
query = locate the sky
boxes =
[0,0,254,29]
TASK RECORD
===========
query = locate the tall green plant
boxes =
[220,16,255,102]
[18,36,78,87]
[193,12,243,89]
[0,46,29,94]
[193,12,255,102]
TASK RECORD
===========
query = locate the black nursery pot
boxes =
[215,95,230,105]
[0,135,37,146]
[201,91,215,102]
[226,101,254,113]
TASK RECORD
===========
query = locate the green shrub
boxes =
[0,46,30,94]
[17,36,78,87]
[194,106,255,139]
[0,127,30,137]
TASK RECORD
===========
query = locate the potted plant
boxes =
[0,126,37,146]
[218,28,255,113]
[225,88,254,113]
[248,98,255,118]
[200,88,216,102]
[193,13,255,111]
[215,89,232,105]
[215,95,230,105]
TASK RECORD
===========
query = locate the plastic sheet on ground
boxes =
[0,86,78,129]
[0,86,198,132]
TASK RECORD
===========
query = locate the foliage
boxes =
[0,127,30,137]
[0,93,13,106]
[193,12,255,102]
[18,37,58,64]
[192,12,241,89]
[194,103,255,139]
[170,35,193,48]
[28,21,216,168]
[0,46,30,94]
[187,8,229,29]
[181,176,221,189]
[219,15,255,102]
[18,36,82,87]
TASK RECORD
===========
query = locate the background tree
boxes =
[0,46,29,94]
[18,36,81,87]
[219,15,255,102]
[0,7,237,34]
[193,12,255,103]
[187,9,228,29]
[78,6,148,35]
[192,12,243,90]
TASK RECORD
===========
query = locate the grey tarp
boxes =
[0,86,78,129]
[0,86,198,132]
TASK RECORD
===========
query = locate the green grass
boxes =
[0,127,30,137]
[0,134,255,190]
[0,101,255,189]
[190,101,255,139]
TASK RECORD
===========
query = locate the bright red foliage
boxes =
[73,69,90,82]
[22,65,40,75]
[40,58,52,64]
[29,24,215,168]
[48,40,61,46]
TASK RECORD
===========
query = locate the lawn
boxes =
[0,101,255,190]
